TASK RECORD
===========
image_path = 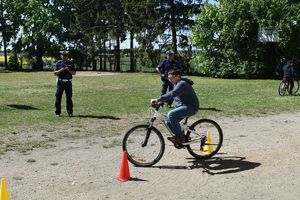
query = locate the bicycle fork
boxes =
[141,117,156,147]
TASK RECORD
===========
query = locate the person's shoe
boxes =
[56,114,61,117]
[167,136,186,144]
[167,136,175,142]
[167,103,172,108]
[68,113,73,117]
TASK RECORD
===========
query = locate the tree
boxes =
[73,0,126,72]
[4,0,62,70]
[0,0,8,69]
[192,0,300,78]
[156,0,202,54]
[123,0,144,71]
[106,0,126,72]
[123,0,203,70]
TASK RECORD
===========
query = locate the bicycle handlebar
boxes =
[150,102,161,111]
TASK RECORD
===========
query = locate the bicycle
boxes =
[122,104,223,167]
[278,78,299,96]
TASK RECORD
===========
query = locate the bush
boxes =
[136,47,160,71]
[8,53,21,70]
[190,50,272,79]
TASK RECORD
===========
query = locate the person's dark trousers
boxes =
[55,81,73,115]
[161,79,174,105]
[284,76,294,94]
[288,80,294,94]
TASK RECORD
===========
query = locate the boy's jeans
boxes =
[166,105,198,137]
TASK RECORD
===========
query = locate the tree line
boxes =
[1,0,300,79]
[0,0,202,72]
[192,0,300,78]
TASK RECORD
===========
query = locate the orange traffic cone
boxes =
[116,151,131,182]
[0,178,10,200]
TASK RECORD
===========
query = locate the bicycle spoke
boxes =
[123,125,165,167]
[187,119,223,159]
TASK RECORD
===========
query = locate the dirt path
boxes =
[1,112,299,200]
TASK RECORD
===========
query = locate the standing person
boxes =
[151,69,200,144]
[54,50,76,117]
[282,58,296,94]
[156,50,180,108]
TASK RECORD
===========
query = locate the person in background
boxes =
[54,50,76,117]
[156,50,181,108]
[282,58,296,94]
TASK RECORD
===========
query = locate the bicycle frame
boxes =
[147,107,202,145]
[148,107,173,136]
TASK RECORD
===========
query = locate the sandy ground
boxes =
[0,112,300,200]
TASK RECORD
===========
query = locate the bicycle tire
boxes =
[292,80,299,94]
[186,119,223,159]
[122,124,165,167]
[278,81,287,96]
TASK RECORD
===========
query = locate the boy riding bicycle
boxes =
[151,70,200,144]
[282,58,296,94]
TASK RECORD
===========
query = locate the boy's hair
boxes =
[168,69,182,76]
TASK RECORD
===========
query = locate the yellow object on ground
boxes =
[203,130,213,155]
[0,178,10,200]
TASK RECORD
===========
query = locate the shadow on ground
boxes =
[188,156,261,175]
[7,104,39,110]
[199,107,222,112]
[149,156,261,175]
[76,115,121,120]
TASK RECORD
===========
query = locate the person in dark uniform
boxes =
[156,50,181,107]
[282,58,296,94]
[54,51,76,117]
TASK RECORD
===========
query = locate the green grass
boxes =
[0,71,300,130]
[1,71,300,153]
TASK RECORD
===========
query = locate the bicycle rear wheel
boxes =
[278,81,287,96]
[186,119,223,159]
[122,124,165,167]
[291,80,299,94]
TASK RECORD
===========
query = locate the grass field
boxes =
[1,71,300,129]
[1,71,300,154]
[0,72,300,128]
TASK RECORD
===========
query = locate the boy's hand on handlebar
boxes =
[150,99,162,106]
[150,99,158,105]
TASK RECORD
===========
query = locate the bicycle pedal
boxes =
[181,142,189,145]
[174,143,187,149]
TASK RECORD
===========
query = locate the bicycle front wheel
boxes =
[122,124,165,167]
[278,81,287,96]
[186,119,223,159]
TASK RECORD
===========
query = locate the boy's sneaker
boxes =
[167,136,186,144]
